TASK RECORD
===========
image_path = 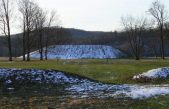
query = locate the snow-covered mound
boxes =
[0,69,82,84]
[133,67,169,79]
[29,45,124,59]
[1,68,169,99]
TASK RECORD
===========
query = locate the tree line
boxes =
[122,0,169,60]
[0,0,168,61]
[0,0,66,61]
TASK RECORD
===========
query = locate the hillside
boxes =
[28,45,124,59]
[0,28,169,57]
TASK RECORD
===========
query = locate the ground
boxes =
[1,58,169,109]
[1,58,169,84]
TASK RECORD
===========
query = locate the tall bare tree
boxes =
[0,0,14,61]
[148,0,168,59]
[18,0,38,61]
[18,9,26,61]
[34,7,46,60]
[122,16,147,60]
[45,10,58,60]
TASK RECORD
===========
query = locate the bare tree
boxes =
[18,0,38,61]
[45,10,58,60]
[122,16,147,60]
[0,0,14,61]
[148,0,168,59]
[18,9,26,61]
[34,7,46,60]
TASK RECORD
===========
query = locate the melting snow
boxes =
[1,68,169,99]
[126,85,169,99]
[133,67,169,79]
[66,83,169,99]
[27,45,124,59]
[0,69,80,84]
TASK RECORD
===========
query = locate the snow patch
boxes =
[115,85,169,99]
[133,67,169,79]
[67,83,169,99]
[1,68,169,99]
[126,86,169,99]
[27,45,124,59]
[0,69,80,84]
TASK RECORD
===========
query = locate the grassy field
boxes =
[1,59,169,109]
[1,59,169,84]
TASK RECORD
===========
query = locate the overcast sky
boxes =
[12,0,169,34]
[37,0,169,32]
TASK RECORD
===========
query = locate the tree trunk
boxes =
[7,16,12,61]
[45,30,49,60]
[22,22,26,61]
[160,25,165,60]
[45,36,48,60]
[8,36,12,61]
[136,56,140,60]
[26,29,30,61]
[39,29,43,60]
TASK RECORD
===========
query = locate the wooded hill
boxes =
[0,28,168,58]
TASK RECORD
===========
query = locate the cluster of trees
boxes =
[0,0,64,61]
[1,0,169,61]
[122,0,169,60]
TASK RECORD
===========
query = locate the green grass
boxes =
[1,59,169,84]
[1,59,169,108]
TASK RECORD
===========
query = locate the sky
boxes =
[11,0,169,34]
[37,0,169,32]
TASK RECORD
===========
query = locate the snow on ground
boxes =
[0,69,80,84]
[67,82,169,99]
[1,68,169,99]
[29,45,124,59]
[115,85,169,99]
[133,67,169,79]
